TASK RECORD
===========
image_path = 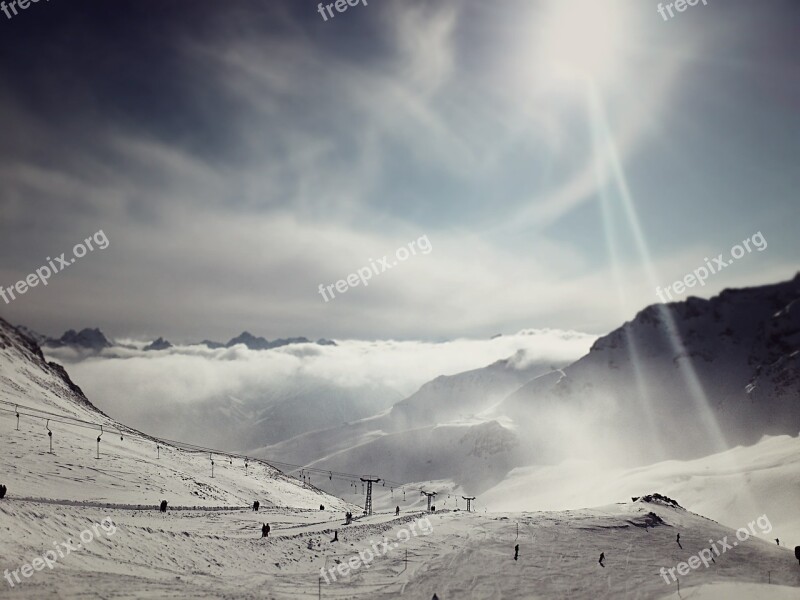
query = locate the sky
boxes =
[0,0,798,343]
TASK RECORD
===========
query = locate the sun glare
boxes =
[537,0,630,87]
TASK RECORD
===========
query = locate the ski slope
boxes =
[1,498,799,598]
[481,434,800,549]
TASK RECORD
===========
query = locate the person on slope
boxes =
[396,506,400,516]
[0,484,6,499]
[262,523,270,538]
[159,500,168,513]
[253,501,260,512]
[599,552,605,567]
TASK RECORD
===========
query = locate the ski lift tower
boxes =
[421,490,437,512]
[462,496,476,512]
[361,476,381,516]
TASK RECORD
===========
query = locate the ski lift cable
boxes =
[1,401,414,488]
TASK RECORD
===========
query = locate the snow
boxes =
[660,582,800,599]
[3,277,800,598]
[2,499,799,598]
[480,434,800,549]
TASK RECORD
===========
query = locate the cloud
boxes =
[44,329,596,450]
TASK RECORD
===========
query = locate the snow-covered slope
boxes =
[1,496,798,598]
[481,434,800,548]
[0,318,348,510]
[253,353,558,493]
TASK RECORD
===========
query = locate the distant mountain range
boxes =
[20,327,337,352]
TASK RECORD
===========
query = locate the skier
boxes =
[0,484,6,499]
[599,552,605,567]
[345,512,352,525]
[159,500,168,513]
[775,538,779,546]
[396,506,400,516]
[261,523,270,538]
[514,544,519,561]
[676,533,682,549]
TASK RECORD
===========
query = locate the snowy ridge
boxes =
[496,273,800,464]
[0,318,349,510]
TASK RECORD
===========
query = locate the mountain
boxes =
[143,336,173,351]
[495,273,800,465]
[201,339,225,349]
[14,324,47,346]
[253,352,562,492]
[254,275,800,499]
[0,317,346,510]
[44,327,113,352]
[221,331,331,350]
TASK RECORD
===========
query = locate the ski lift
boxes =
[15,405,19,431]
[45,419,53,454]
[96,425,103,459]
[156,445,161,459]
[118,429,124,441]
[329,471,332,481]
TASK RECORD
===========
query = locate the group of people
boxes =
[252,501,260,512]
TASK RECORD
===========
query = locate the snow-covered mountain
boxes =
[0,318,346,510]
[254,353,561,492]
[2,304,800,598]
[496,273,800,465]
[257,275,800,500]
